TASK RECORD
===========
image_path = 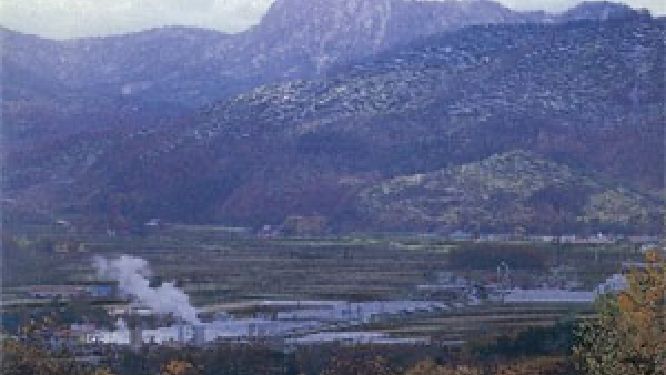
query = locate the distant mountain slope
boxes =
[359,150,663,233]
[1,26,228,145]
[3,0,642,103]
[4,19,666,235]
[1,0,645,145]
[2,5,662,234]
[187,18,665,190]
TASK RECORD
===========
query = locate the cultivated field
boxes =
[2,224,641,344]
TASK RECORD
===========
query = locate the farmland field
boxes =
[2,224,640,345]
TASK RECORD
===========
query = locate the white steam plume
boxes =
[93,255,200,324]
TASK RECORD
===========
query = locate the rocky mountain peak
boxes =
[252,0,518,73]
[562,1,642,20]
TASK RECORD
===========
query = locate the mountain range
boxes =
[2,0,663,234]
[1,0,641,143]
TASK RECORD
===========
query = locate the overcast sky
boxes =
[2,0,664,39]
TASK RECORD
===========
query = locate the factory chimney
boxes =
[128,314,143,353]
[176,324,184,344]
[130,324,142,353]
[192,325,205,345]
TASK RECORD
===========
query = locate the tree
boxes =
[1,339,114,375]
[493,357,572,375]
[161,360,200,375]
[404,360,480,375]
[574,249,665,375]
[320,355,400,375]
[404,357,571,375]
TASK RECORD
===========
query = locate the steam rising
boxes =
[94,255,200,324]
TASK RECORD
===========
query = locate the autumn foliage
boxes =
[1,339,114,375]
[404,360,481,375]
[403,357,572,375]
[574,249,666,375]
[320,355,401,375]
[160,360,200,375]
